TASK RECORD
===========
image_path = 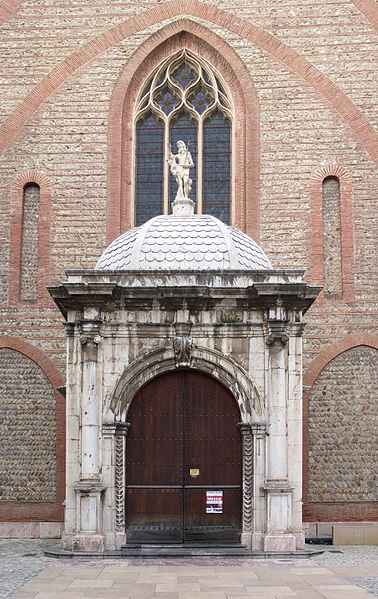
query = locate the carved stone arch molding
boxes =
[107,20,260,242]
[106,344,263,424]
[106,343,262,547]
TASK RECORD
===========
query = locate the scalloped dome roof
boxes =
[96,215,272,271]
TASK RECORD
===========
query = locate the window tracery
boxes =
[134,50,233,225]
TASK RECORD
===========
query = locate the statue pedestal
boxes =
[171,198,195,216]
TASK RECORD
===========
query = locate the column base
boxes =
[62,532,104,553]
[241,532,252,549]
[293,530,305,549]
[263,533,296,552]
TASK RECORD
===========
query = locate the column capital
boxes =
[261,481,294,494]
[287,322,306,337]
[79,319,102,360]
[73,480,106,494]
[115,422,131,437]
[265,320,289,346]
[64,322,75,337]
[102,422,131,437]
[238,422,252,436]
[251,422,268,438]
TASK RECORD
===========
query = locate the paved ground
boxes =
[0,540,377,599]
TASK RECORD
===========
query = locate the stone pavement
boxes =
[0,541,377,599]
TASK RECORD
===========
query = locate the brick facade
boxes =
[0,0,377,527]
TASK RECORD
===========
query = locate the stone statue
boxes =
[168,140,194,201]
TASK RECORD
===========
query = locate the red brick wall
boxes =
[0,0,377,523]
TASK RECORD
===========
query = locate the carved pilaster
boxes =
[238,423,253,533]
[114,423,130,533]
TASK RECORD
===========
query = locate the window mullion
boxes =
[163,116,170,215]
[197,116,203,215]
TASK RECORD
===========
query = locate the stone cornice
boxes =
[48,270,321,319]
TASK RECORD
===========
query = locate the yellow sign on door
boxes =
[189,468,200,477]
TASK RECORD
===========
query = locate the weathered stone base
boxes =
[241,531,252,549]
[0,522,63,538]
[62,532,105,552]
[263,534,297,552]
[103,532,126,551]
[293,531,305,549]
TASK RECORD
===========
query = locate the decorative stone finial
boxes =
[168,140,195,216]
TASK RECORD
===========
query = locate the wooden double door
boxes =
[126,370,242,544]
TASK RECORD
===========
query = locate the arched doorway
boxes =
[125,370,242,544]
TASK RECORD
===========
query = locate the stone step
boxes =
[120,543,248,557]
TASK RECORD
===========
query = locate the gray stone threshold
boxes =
[45,544,324,559]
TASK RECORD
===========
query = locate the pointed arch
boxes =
[106,344,263,424]
[352,0,378,33]
[0,0,21,26]
[1,0,377,171]
[107,22,260,241]
[304,333,378,389]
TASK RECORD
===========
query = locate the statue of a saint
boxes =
[168,140,194,201]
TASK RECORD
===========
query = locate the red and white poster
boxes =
[206,490,223,514]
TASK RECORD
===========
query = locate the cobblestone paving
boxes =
[0,541,377,598]
[311,545,378,598]
[0,540,59,599]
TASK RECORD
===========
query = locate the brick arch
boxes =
[303,336,378,522]
[107,23,259,241]
[0,335,64,390]
[304,333,378,389]
[352,0,378,33]
[0,0,377,167]
[0,0,21,26]
[309,164,354,302]
[9,171,52,305]
[0,336,65,522]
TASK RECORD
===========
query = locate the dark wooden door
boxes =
[126,370,242,544]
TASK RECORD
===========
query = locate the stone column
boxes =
[288,321,306,548]
[72,317,105,552]
[263,314,296,552]
[238,423,253,549]
[62,320,80,545]
[102,422,130,550]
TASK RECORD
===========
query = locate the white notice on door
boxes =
[206,490,223,514]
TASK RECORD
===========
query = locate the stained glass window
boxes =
[203,111,231,223]
[135,115,164,226]
[134,50,233,225]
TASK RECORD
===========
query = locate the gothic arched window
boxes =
[134,50,233,226]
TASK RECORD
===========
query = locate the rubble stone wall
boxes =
[0,348,56,502]
[307,346,378,503]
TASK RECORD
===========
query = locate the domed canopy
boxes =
[96,214,272,271]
